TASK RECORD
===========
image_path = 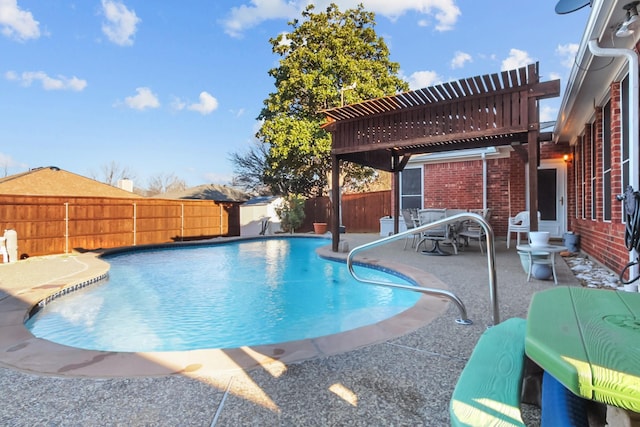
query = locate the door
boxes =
[537,159,566,237]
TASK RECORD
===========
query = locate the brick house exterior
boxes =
[564,86,629,275]
[388,1,640,281]
[553,0,639,280]
[392,142,569,239]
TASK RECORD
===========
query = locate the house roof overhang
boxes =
[554,0,639,145]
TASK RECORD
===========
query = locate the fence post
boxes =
[220,204,223,236]
[64,202,69,254]
[133,202,137,246]
[181,203,184,242]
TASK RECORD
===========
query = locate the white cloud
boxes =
[0,152,13,166]
[0,0,40,41]
[223,0,298,38]
[170,96,187,112]
[348,0,460,30]
[477,53,497,62]
[5,70,87,91]
[231,108,246,118]
[101,0,140,46]
[223,0,460,37]
[203,171,233,185]
[450,51,471,69]
[0,152,27,175]
[549,71,561,81]
[557,43,579,69]
[540,104,556,122]
[406,70,442,90]
[277,31,291,47]
[124,87,160,110]
[188,91,219,115]
[501,48,534,71]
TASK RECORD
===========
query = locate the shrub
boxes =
[276,195,306,233]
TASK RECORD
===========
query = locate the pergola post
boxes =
[527,63,540,232]
[393,152,401,234]
[331,154,340,252]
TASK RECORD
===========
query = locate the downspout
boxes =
[587,39,639,282]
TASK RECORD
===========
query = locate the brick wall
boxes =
[421,157,519,236]
[564,81,630,277]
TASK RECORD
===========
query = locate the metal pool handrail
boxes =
[346,212,499,326]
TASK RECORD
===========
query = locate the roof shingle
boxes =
[0,166,142,198]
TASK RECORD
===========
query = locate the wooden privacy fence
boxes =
[301,190,391,233]
[0,195,240,258]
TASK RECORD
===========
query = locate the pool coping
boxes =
[0,236,450,379]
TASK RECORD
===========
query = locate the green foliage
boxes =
[256,3,409,197]
[275,195,306,233]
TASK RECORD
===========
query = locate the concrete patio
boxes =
[0,233,581,426]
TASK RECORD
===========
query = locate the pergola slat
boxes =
[518,67,527,86]
[482,74,494,92]
[500,70,510,89]
[450,80,465,98]
[491,73,502,91]
[421,88,439,103]
[442,82,458,100]
[474,76,486,94]
[412,89,431,104]
[509,69,519,87]
[467,77,479,94]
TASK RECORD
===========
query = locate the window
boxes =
[603,100,612,221]
[622,75,630,195]
[580,135,585,219]
[400,167,422,209]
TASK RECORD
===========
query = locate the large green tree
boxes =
[256,3,409,196]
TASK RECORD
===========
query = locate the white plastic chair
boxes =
[507,211,535,248]
[0,237,7,263]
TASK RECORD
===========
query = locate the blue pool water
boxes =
[25,237,420,352]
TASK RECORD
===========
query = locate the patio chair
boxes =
[445,209,467,247]
[0,236,6,263]
[507,211,540,248]
[401,208,420,250]
[459,208,491,253]
[416,208,456,255]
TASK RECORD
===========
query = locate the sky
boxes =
[0,0,591,189]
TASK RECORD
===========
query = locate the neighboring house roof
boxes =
[242,196,281,206]
[554,0,634,144]
[0,166,142,198]
[158,184,250,203]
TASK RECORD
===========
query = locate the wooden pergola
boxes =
[322,63,560,251]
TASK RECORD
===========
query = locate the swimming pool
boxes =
[26,237,420,352]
